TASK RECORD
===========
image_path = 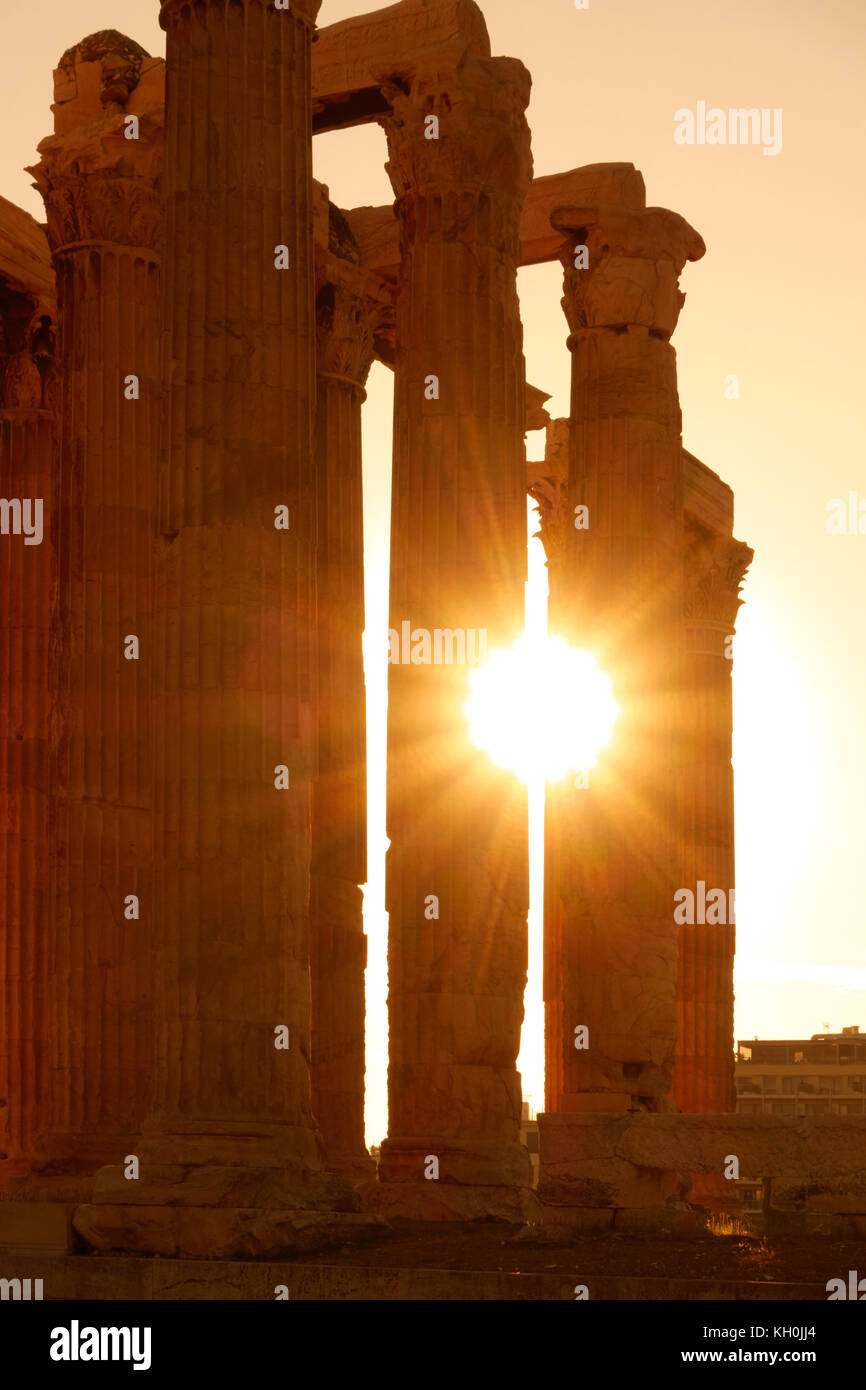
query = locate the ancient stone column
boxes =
[75,0,379,1259]
[376,57,535,1219]
[310,241,377,1177]
[527,417,570,619]
[543,204,705,1114]
[21,34,162,1178]
[675,526,751,1113]
[0,284,56,1182]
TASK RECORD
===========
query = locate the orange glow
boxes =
[466,635,619,784]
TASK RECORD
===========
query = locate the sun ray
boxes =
[465,634,619,785]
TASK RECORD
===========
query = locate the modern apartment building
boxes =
[736,1026,866,1117]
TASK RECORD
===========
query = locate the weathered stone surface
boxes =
[53,31,163,132]
[0,261,55,1182]
[530,435,738,558]
[0,1246,843,1299]
[0,1254,157,1300]
[677,527,752,1112]
[85,1162,361,1211]
[0,1200,74,1252]
[538,1114,866,1206]
[61,0,366,1254]
[539,1161,678,1210]
[621,1114,866,1179]
[377,46,534,1218]
[683,451,734,534]
[0,198,54,307]
[558,1093,632,1114]
[73,1205,385,1260]
[519,166,646,263]
[766,1209,866,1240]
[525,383,551,431]
[140,0,323,1168]
[804,1193,866,1214]
[542,205,704,1113]
[310,221,385,1178]
[345,163,648,284]
[529,404,750,1118]
[378,1138,531,1188]
[538,1112,684,1207]
[369,1182,538,1224]
[312,0,490,132]
[15,33,163,1177]
[550,204,705,335]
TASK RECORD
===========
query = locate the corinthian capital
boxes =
[316,273,377,389]
[527,418,570,561]
[684,525,753,627]
[34,170,162,255]
[0,277,56,412]
[377,56,532,205]
[29,32,163,255]
[29,125,162,256]
[315,196,394,382]
[553,205,705,339]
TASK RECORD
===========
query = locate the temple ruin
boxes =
[0,0,863,1296]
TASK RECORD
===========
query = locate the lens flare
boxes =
[466,634,618,783]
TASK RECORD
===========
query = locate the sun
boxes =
[465,634,619,784]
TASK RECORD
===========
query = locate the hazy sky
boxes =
[3,0,865,1143]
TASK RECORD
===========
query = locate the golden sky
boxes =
[4,0,865,1144]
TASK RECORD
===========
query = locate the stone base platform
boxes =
[0,1200,79,1254]
[537,1112,866,1235]
[73,1204,387,1260]
[62,1148,387,1258]
[0,1250,830,1300]
[0,1158,388,1261]
[372,1137,538,1221]
[539,1201,707,1237]
[365,1181,539,1223]
[0,1194,387,1261]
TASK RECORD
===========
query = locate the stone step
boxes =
[0,1252,829,1301]
[0,1202,76,1254]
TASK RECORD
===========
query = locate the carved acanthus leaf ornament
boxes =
[554,205,705,339]
[684,525,753,626]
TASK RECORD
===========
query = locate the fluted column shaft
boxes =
[311,273,374,1172]
[27,119,162,1170]
[675,534,751,1112]
[377,59,533,1208]
[544,205,704,1113]
[145,0,323,1166]
[0,307,55,1179]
